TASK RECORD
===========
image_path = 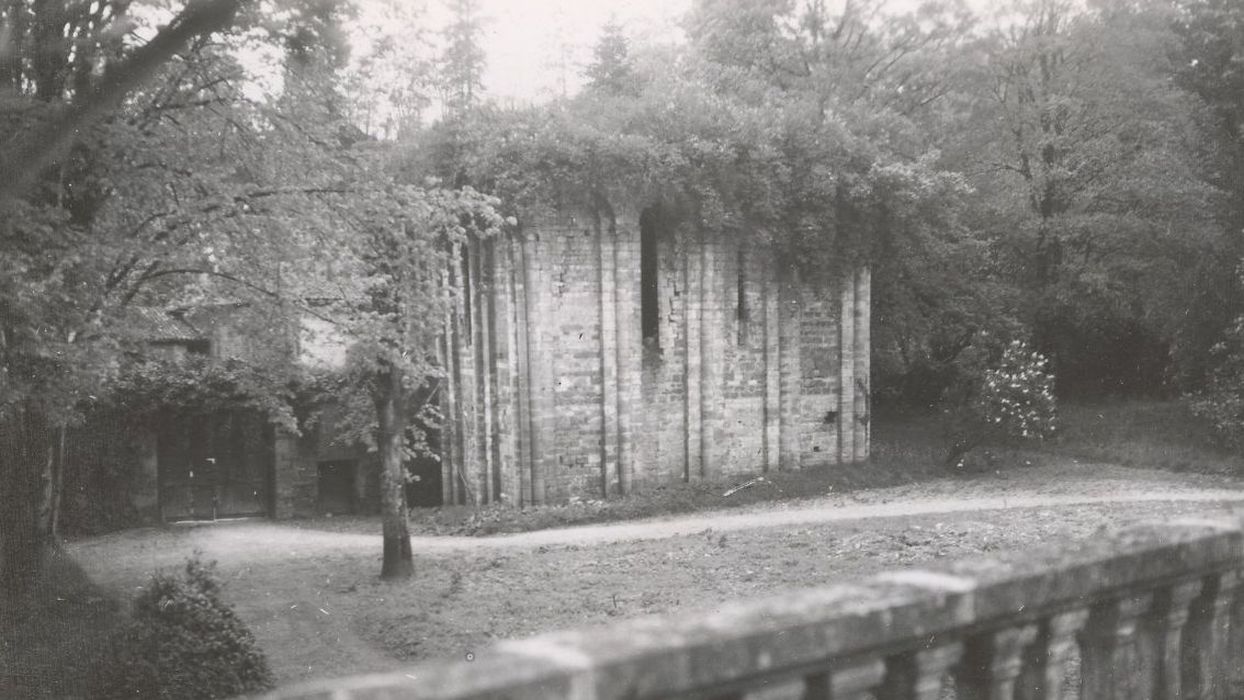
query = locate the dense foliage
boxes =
[408,0,1236,412]
[0,0,477,585]
[413,40,968,284]
[90,555,273,699]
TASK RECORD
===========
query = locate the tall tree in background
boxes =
[267,0,360,149]
[439,0,485,119]
[584,18,633,95]
[685,0,974,118]
[274,0,352,70]
[1173,0,1244,232]
[341,0,435,138]
[1169,0,1244,383]
[961,0,1218,395]
[0,0,130,100]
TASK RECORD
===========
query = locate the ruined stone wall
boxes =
[444,207,871,505]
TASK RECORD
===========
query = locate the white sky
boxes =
[473,0,691,103]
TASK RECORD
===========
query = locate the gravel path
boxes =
[69,478,1244,571]
[430,488,1244,548]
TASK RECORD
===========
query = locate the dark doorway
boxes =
[158,411,271,521]
[317,460,357,515]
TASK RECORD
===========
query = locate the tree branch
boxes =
[0,0,246,205]
[133,267,342,325]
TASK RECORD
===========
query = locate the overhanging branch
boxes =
[0,0,247,206]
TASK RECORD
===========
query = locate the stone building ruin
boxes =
[124,201,872,520]
[438,203,872,506]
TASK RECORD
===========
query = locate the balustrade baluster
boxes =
[1184,569,1240,700]
[1015,608,1088,700]
[957,624,1038,700]
[1230,573,1244,699]
[877,641,963,700]
[802,658,886,700]
[1080,593,1154,700]
[727,677,805,700]
[1143,580,1202,700]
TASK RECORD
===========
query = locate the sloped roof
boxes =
[129,307,205,343]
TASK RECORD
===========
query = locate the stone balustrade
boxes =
[266,517,1244,699]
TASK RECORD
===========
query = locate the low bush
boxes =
[90,554,273,700]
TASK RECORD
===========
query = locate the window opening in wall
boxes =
[460,243,473,344]
[640,209,660,348]
[317,460,357,515]
[736,248,748,345]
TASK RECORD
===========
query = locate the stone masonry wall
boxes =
[443,205,871,505]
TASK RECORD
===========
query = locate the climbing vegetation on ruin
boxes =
[404,2,972,281]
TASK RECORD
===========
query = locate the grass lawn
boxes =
[1053,399,1244,474]
[6,400,1244,697]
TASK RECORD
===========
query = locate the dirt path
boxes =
[423,488,1244,549]
[70,483,1244,569]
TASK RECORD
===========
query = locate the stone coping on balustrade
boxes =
[263,515,1244,700]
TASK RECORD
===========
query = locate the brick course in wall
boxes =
[442,204,871,505]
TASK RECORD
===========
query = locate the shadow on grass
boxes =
[0,549,122,699]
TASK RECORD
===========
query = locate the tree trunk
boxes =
[38,424,66,545]
[0,405,55,599]
[376,364,414,580]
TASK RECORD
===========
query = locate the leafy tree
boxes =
[952,0,1219,396]
[0,0,259,598]
[302,176,503,579]
[0,0,246,204]
[1168,0,1244,384]
[0,0,383,595]
[684,0,975,118]
[1173,0,1244,231]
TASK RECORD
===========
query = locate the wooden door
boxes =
[158,411,271,520]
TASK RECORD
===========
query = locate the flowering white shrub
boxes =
[945,339,1058,467]
[976,340,1058,440]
